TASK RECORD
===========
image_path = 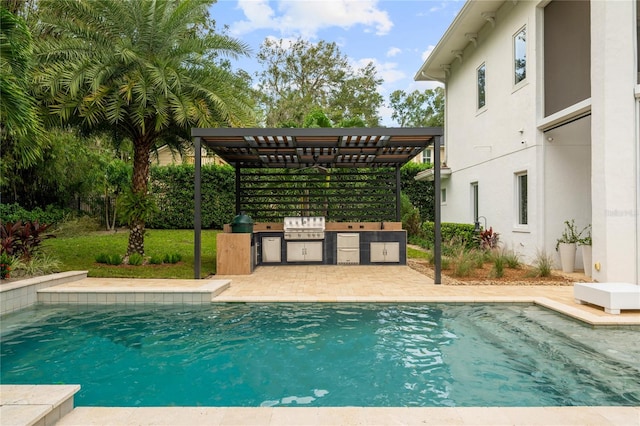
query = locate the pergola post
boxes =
[433,136,442,285]
[395,165,401,221]
[194,137,202,279]
[235,167,241,214]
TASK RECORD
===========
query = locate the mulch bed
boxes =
[408,258,579,286]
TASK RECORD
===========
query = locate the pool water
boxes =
[1,303,639,407]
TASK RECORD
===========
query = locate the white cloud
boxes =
[421,45,436,62]
[230,0,392,38]
[386,47,401,58]
[352,57,405,85]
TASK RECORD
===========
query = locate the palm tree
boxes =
[35,0,256,256]
[0,6,44,180]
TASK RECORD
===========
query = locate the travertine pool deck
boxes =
[3,266,640,425]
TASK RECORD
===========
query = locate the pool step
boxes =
[37,279,231,305]
[0,384,80,426]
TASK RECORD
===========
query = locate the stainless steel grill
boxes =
[283,217,325,240]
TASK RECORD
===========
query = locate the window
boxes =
[471,182,479,221]
[514,27,526,84]
[516,172,528,225]
[422,148,432,164]
[477,63,486,109]
[441,188,447,204]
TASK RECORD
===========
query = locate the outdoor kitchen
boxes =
[191,128,443,276]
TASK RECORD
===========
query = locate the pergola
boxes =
[191,127,444,283]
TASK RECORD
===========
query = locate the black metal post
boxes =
[235,167,241,215]
[194,137,202,279]
[433,136,442,285]
[395,165,402,221]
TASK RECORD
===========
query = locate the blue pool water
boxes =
[1,303,639,407]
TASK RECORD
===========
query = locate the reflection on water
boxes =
[1,303,639,407]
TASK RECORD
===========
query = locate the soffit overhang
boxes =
[414,0,506,83]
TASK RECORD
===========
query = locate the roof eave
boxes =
[414,0,506,83]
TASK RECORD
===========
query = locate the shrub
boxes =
[502,249,521,269]
[128,253,144,266]
[478,227,500,250]
[529,250,554,278]
[422,222,477,250]
[0,203,70,226]
[95,253,110,264]
[108,254,123,265]
[490,256,505,278]
[149,255,164,265]
[451,247,479,277]
[1,221,56,260]
[11,253,61,278]
[163,253,182,264]
[1,252,14,279]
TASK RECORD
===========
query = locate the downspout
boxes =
[194,136,202,279]
[433,135,442,285]
[634,87,640,285]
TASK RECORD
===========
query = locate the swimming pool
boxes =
[1,303,639,407]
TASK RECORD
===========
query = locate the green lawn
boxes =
[43,229,219,279]
[43,229,425,279]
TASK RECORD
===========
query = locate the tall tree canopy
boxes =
[256,38,383,127]
[389,87,444,127]
[34,0,256,256]
[0,6,45,176]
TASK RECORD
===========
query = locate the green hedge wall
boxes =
[145,163,435,229]
[400,162,434,222]
[421,221,477,250]
[148,164,236,229]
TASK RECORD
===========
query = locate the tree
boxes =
[35,0,256,256]
[389,87,444,127]
[256,38,383,127]
[0,6,45,183]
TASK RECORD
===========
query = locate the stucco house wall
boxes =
[416,0,640,284]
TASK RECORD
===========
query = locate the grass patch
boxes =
[43,229,219,278]
[407,246,430,259]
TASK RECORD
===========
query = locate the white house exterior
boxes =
[416,0,639,284]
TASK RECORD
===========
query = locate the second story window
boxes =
[477,63,486,109]
[514,26,527,84]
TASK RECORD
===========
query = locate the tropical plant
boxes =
[0,6,44,173]
[0,252,13,279]
[555,219,589,250]
[0,220,55,260]
[10,252,61,277]
[478,226,500,250]
[35,0,256,256]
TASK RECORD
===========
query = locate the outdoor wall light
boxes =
[474,216,487,232]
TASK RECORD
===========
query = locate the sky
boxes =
[208,0,464,126]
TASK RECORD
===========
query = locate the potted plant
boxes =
[555,219,586,273]
[579,225,592,277]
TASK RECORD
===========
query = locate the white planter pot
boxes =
[581,245,592,277]
[558,242,576,273]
